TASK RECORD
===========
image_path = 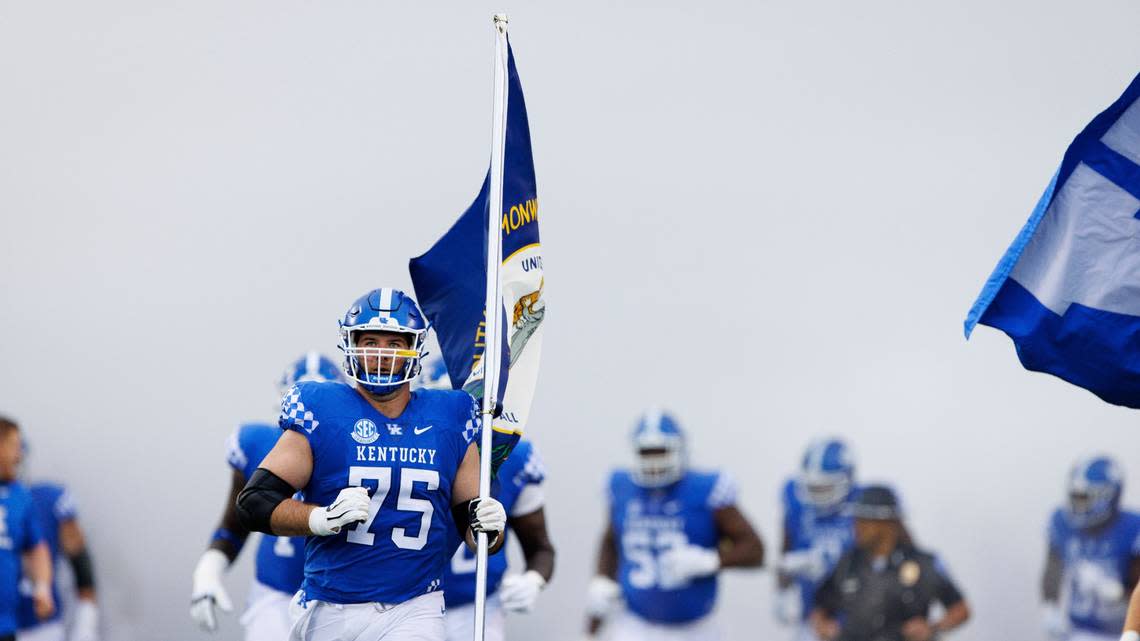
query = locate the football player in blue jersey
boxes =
[1041,456,1140,641]
[775,438,857,641]
[16,443,100,641]
[413,356,556,641]
[583,410,764,641]
[442,439,554,641]
[0,417,54,641]
[190,352,344,639]
[236,288,507,641]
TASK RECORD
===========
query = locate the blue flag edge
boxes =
[962,169,1058,338]
[963,71,1140,339]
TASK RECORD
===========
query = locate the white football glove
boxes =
[1042,603,1068,641]
[780,547,829,582]
[499,569,546,612]
[470,497,507,545]
[190,549,232,632]
[658,544,720,587]
[585,575,621,618]
[774,585,803,625]
[68,599,99,641]
[309,487,370,536]
[1075,561,1126,602]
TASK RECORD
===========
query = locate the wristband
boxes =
[211,527,246,552]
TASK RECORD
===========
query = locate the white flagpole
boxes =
[474,12,509,641]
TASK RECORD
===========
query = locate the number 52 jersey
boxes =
[609,469,736,624]
[280,381,480,605]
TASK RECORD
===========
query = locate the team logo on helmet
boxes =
[352,419,380,445]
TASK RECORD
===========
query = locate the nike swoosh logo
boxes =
[414,425,433,435]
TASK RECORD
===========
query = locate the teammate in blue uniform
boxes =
[406,356,555,641]
[776,438,857,641]
[0,418,53,641]
[190,352,344,639]
[1041,456,1140,641]
[236,288,507,641]
[16,457,100,641]
[442,439,554,641]
[583,410,764,641]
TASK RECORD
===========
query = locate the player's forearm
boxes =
[596,527,618,579]
[1125,583,1140,632]
[66,547,97,599]
[269,498,320,536]
[512,511,555,582]
[24,542,52,587]
[524,544,555,582]
[719,533,764,568]
[1042,549,1063,601]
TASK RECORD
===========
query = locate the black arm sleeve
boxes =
[68,549,95,590]
[451,499,473,539]
[236,468,296,534]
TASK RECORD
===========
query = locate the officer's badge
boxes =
[899,560,921,586]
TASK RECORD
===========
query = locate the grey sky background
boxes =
[4,2,1140,640]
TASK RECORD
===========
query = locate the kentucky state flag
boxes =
[965,71,1140,408]
[409,40,544,462]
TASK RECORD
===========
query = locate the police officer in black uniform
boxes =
[809,485,970,641]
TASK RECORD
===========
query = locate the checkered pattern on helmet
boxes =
[280,385,320,433]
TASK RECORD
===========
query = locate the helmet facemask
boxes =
[1066,484,1119,529]
[797,470,852,511]
[339,326,427,397]
[632,437,685,488]
[1065,457,1123,530]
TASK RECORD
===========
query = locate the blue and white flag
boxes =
[409,41,543,443]
[965,72,1140,408]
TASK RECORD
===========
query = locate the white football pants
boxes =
[443,595,504,641]
[15,622,65,641]
[290,591,445,641]
[241,580,294,641]
[607,610,720,641]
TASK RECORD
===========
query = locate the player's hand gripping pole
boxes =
[473,12,510,641]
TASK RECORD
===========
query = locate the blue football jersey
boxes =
[280,382,479,604]
[781,478,855,620]
[226,423,306,595]
[443,440,546,608]
[1,482,44,635]
[610,469,736,624]
[1048,508,1140,633]
[16,483,75,628]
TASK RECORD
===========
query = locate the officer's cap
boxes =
[850,484,903,521]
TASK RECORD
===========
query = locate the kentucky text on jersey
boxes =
[280,381,479,605]
[356,446,436,465]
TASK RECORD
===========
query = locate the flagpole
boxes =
[474,12,509,641]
